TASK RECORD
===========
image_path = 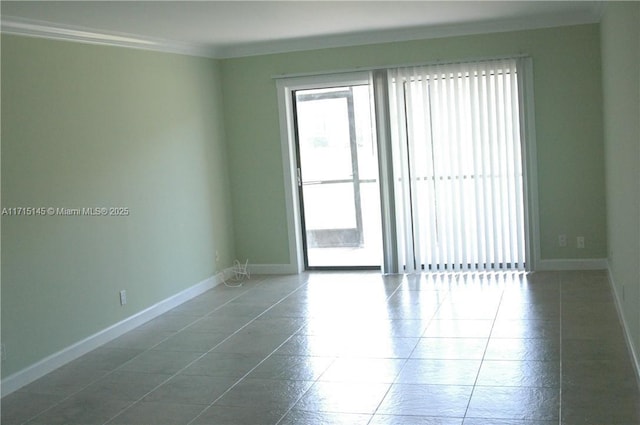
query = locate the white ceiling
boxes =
[1,1,603,58]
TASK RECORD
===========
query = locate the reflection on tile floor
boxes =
[3,270,640,424]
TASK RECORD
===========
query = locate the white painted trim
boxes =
[535,258,608,271]
[2,9,601,60]
[1,270,232,397]
[519,57,542,272]
[606,264,640,385]
[276,72,373,274]
[248,263,298,275]
[276,79,304,275]
[219,11,601,58]
[0,16,217,58]
[271,54,531,80]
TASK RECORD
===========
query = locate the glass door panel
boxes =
[294,85,382,268]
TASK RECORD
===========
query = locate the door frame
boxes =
[276,72,373,273]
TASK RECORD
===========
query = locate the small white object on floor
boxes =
[222,259,250,287]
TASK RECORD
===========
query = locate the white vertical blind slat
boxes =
[496,62,509,267]
[469,62,486,270]
[388,69,410,271]
[503,62,517,267]
[511,61,526,269]
[405,68,421,272]
[452,69,463,270]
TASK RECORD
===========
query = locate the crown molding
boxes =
[1,6,602,60]
[0,16,219,58]
[219,9,602,58]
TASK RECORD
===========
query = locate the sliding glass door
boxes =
[278,58,533,272]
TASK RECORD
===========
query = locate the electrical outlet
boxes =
[577,236,585,249]
[558,234,567,247]
[119,290,127,306]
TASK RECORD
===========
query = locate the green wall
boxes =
[221,24,606,265]
[1,35,235,376]
[601,2,640,359]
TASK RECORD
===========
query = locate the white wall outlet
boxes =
[558,234,567,247]
[577,236,585,249]
[119,290,127,306]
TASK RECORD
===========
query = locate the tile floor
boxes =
[2,270,640,424]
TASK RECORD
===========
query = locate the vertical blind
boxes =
[387,58,526,272]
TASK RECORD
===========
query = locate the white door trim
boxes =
[276,72,372,273]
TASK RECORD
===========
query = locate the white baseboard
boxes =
[1,269,233,397]
[248,260,610,274]
[606,264,640,385]
[246,263,297,275]
[535,258,608,271]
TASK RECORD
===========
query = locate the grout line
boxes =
[363,272,420,423]
[182,280,315,425]
[18,282,255,425]
[276,272,441,424]
[558,272,563,425]
[16,271,619,425]
[272,357,340,425]
[101,275,297,425]
[369,271,484,423]
[19,274,306,425]
[460,271,507,421]
[185,324,310,425]
[276,272,409,425]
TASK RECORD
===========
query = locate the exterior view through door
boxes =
[293,85,383,268]
[283,57,530,272]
